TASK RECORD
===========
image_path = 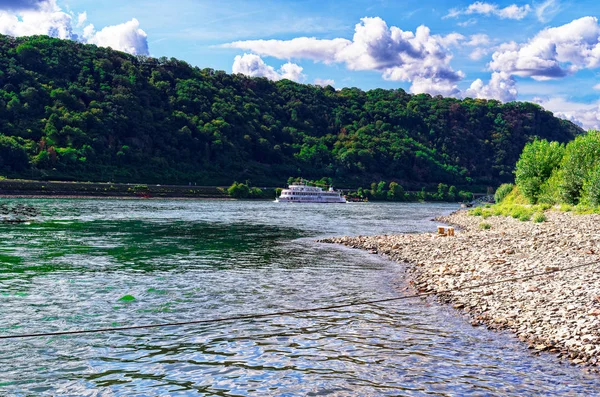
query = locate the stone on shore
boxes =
[318,210,600,370]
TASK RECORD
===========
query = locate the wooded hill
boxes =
[0,34,583,187]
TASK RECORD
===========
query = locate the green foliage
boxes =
[494,183,514,204]
[515,139,565,204]
[227,181,250,198]
[0,34,581,185]
[479,222,491,230]
[458,190,473,202]
[558,130,600,204]
[387,181,406,201]
[533,212,546,223]
[469,207,483,216]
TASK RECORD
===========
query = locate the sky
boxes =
[1,0,599,129]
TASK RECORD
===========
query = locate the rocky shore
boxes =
[319,210,600,370]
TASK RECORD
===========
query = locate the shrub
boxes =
[533,212,546,223]
[519,212,532,222]
[559,130,600,204]
[479,222,491,230]
[559,203,573,212]
[459,190,473,202]
[582,163,600,206]
[227,181,250,198]
[494,183,514,204]
[515,139,565,204]
[249,187,264,198]
[469,207,483,216]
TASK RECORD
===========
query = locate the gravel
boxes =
[318,210,600,370]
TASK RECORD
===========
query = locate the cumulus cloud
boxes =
[594,84,600,91]
[488,17,600,80]
[225,17,465,96]
[0,0,149,55]
[0,0,74,39]
[465,72,518,102]
[84,19,149,56]
[534,97,600,130]
[232,53,305,82]
[314,78,335,87]
[445,1,531,20]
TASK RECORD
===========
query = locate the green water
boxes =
[0,199,599,396]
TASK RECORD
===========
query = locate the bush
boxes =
[515,139,565,204]
[533,212,546,223]
[459,190,473,202]
[469,207,483,216]
[519,212,532,222]
[227,181,250,198]
[479,222,491,230]
[582,163,600,206]
[559,130,600,204]
[559,204,573,212]
[494,183,514,204]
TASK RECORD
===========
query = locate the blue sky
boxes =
[1,0,599,128]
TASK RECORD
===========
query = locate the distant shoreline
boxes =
[0,179,233,200]
[0,194,237,200]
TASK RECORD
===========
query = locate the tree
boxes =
[515,139,565,204]
[387,182,405,201]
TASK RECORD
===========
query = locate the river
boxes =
[0,199,599,396]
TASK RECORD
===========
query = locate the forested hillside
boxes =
[0,34,583,187]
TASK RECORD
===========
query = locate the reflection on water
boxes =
[0,199,599,396]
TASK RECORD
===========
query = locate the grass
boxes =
[479,222,491,230]
[533,212,546,223]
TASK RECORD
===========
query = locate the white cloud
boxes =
[232,53,304,82]
[314,78,335,87]
[594,84,600,91]
[488,17,600,80]
[223,37,349,63]
[445,1,531,20]
[466,34,490,47]
[458,18,478,27]
[0,0,149,55]
[225,17,465,96]
[84,19,148,56]
[466,34,492,60]
[465,72,518,102]
[534,96,600,130]
[535,0,561,23]
[279,62,305,82]
[76,11,86,27]
[470,47,489,60]
[0,0,74,39]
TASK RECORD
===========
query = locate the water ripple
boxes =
[0,199,599,396]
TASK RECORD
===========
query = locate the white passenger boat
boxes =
[276,182,346,203]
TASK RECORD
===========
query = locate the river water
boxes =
[1,199,599,396]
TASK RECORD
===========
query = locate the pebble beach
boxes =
[319,210,600,370]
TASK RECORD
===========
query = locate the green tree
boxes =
[227,181,250,198]
[559,130,600,204]
[515,139,565,204]
[387,182,405,201]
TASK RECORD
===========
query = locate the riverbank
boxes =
[319,210,600,370]
[0,179,230,199]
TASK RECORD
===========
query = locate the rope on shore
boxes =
[1,259,599,341]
